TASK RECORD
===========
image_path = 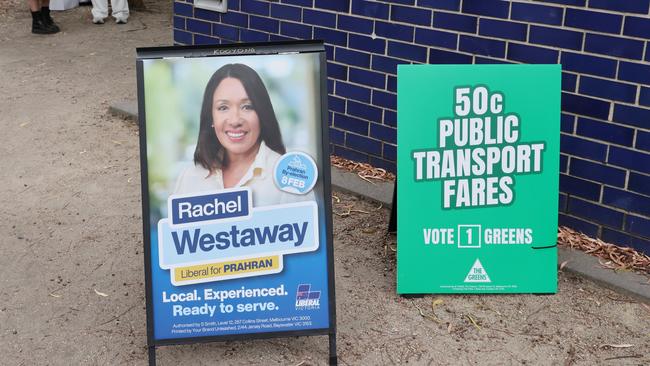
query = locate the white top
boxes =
[173,142,313,207]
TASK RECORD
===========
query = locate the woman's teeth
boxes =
[227,131,245,138]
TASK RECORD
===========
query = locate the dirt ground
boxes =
[0,2,649,365]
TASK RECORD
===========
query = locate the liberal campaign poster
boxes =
[397,65,560,294]
[136,42,335,344]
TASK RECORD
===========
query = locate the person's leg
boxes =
[110,0,129,23]
[27,0,39,11]
[29,0,59,34]
[40,0,60,32]
[90,0,109,23]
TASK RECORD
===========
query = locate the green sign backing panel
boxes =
[397,65,560,294]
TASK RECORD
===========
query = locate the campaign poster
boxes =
[136,42,335,344]
[397,65,560,294]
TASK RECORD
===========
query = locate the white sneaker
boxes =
[115,16,128,24]
[92,16,104,24]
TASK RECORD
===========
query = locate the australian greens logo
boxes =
[412,85,545,209]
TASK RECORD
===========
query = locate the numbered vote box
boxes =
[458,225,481,248]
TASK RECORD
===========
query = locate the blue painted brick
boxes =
[511,2,563,26]
[271,34,295,42]
[561,52,616,78]
[333,145,370,163]
[315,27,348,47]
[282,0,312,6]
[625,216,650,241]
[194,8,220,22]
[638,131,650,152]
[174,29,192,44]
[371,55,404,74]
[608,146,650,175]
[174,2,193,17]
[213,24,239,40]
[348,100,382,122]
[570,157,626,187]
[462,0,509,18]
[589,0,650,15]
[429,49,472,64]
[373,90,396,110]
[459,35,505,58]
[479,19,527,41]
[336,48,369,68]
[576,117,634,146]
[562,72,577,92]
[618,61,650,84]
[271,4,301,21]
[613,104,650,129]
[628,172,650,196]
[227,0,240,11]
[564,9,622,34]
[602,228,650,254]
[561,113,574,133]
[370,123,396,144]
[328,94,345,113]
[221,11,248,27]
[559,193,568,212]
[561,93,610,120]
[329,127,345,145]
[334,113,369,134]
[240,29,269,42]
[603,187,650,216]
[384,110,397,127]
[537,0,585,6]
[558,213,599,237]
[376,21,414,42]
[327,62,347,81]
[194,34,219,45]
[325,44,334,60]
[173,16,185,30]
[415,28,457,49]
[640,87,650,108]
[241,0,269,16]
[315,0,349,12]
[250,16,279,33]
[327,78,334,94]
[475,57,512,64]
[624,16,650,39]
[346,133,382,156]
[349,34,385,54]
[303,9,336,27]
[568,197,623,228]
[579,77,636,103]
[383,143,396,160]
[349,68,385,89]
[338,14,374,34]
[281,22,312,39]
[336,81,371,103]
[387,75,397,92]
[418,0,460,11]
[433,12,477,33]
[391,5,431,26]
[369,157,396,174]
[388,41,427,62]
[559,174,601,201]
[560,134,607,161]
[529,26,583,51]
[560,154,568,172]
[585,34,644,60]
[351,0,389,19]
[187,19,211,35]
[508,43,558,64]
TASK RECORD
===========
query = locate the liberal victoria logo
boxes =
[295,284,320,310]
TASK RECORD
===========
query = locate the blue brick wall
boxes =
[174,0,650,254]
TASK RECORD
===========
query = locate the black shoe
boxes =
[40,7,60,32]
[32,17,59,34]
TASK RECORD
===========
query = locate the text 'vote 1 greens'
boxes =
[397,64,560,294]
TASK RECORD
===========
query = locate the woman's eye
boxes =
[241,104,254,111]
[216,105,228,111]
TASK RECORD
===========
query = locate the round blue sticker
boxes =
[273,151,318,195]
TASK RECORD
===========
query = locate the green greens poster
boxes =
[397,65,560,294]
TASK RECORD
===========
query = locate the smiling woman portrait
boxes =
[173,63,308,207]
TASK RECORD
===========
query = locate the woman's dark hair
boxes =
[194,63,286,171]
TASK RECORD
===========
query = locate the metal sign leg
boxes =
[329,333,338,365]
[148,345,156,366]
